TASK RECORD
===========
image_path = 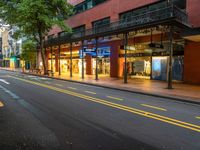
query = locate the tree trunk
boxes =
[39,37,48,75]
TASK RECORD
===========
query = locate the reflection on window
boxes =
[74,0,106,15]
[92,17,110,28]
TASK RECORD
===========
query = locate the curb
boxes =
[2,69,200,105]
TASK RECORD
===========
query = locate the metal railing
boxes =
[45,5,189,46]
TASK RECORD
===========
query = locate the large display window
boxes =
[152,57,168,81]
[172,56,184,81]
[92,58,110,75]
[60,59,69,73]
[127,57,151,79]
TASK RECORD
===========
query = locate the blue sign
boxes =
[97,46,110,57]
[79,46,111,58]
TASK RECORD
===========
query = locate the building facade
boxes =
[43,0,200,84]
[1,25,22,69]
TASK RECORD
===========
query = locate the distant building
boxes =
[1,24,22,68]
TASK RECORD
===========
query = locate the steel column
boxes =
[168,26,173,89]
[81,40,84,79]
[95,38,98,80]
[124,33,128,83]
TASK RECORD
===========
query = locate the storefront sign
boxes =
[97,46,110,57]
[80,46,111,58]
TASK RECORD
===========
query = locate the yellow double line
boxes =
[10,76,200,133]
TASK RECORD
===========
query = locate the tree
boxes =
[0,0,73,74]
[21,40,37,70]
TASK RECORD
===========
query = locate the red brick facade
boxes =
[49,0,157,35]
[184,0,200,84]
[46,0,200,84]
[187,0,200,28]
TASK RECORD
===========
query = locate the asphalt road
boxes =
[0,70,200,150]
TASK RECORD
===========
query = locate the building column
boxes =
[51,47,53,72]
[58,45,61,76]
[110,44,119,78]
[55,48,59,72]
[70,42,73,78]
[95,38,98,80]
[81,40,84,79]
[124,33,128,83]
[86,54,92,75]
[167,26,173,89]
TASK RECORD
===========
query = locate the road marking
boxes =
[85,91,96,94]
[55,84,63,87]
[45,81,51,84]
[67,87,77,90]
[196,116,200,120]
[141,104,167,111]
[9,76,200,133]
[107,96,123,101]
[0,75,9,78]
[0,101,4,107]
[0,79,10,84]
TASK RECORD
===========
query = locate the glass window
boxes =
[93,0,106,6]
[119,1,168,21]
[58,31,68,37]
[48,35,54,40]
[73,25,85,33]
[74,0,106,15]
[93,17,110,28]
[86,0,93,9]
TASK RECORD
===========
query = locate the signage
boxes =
[80,46,111,58]
[97,46,110,57]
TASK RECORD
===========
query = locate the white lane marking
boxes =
[106,96,123,101]
[55,84,63,87]
[67,87,77,90]
[141,104,167,111]
[0,79,10,84]
[0,85,19,99]
[85,91,96,94]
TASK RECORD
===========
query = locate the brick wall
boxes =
[49,0,157,35]
[187,0,200,27]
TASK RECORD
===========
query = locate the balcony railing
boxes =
[45,5,189,46]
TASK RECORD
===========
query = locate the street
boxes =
[0,70,200,150]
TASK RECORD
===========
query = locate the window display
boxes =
[152,57,167,81]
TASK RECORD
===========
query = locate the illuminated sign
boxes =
[80,46,111,58]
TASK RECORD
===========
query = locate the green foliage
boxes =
[21,40,36,66]
[0,0,73,72]
[0,0,73,41]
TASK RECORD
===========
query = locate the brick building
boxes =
[43,0,200,84]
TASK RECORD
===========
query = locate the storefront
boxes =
[119,41,184,81]
[119,44,152,79]
[81,46,111,76]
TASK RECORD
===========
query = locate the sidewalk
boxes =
[1,67,200,104]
